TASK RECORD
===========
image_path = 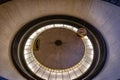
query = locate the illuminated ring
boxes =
[11,15,107,80]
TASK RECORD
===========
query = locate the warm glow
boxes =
[24,24,94,80]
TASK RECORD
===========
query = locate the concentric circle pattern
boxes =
[24,24,94,80]
[11,15,107,80]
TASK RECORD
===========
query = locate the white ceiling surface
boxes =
[0,0,120,80]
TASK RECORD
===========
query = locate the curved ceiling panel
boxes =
[0,0,120,80]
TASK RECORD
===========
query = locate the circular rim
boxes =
[23,24,94,80]
[11,15,107,80]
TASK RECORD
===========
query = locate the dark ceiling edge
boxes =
[0,0,11,5]
[0,76,8,80]
[102,0,120,7]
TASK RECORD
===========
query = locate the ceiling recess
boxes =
[11,15,107,80]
